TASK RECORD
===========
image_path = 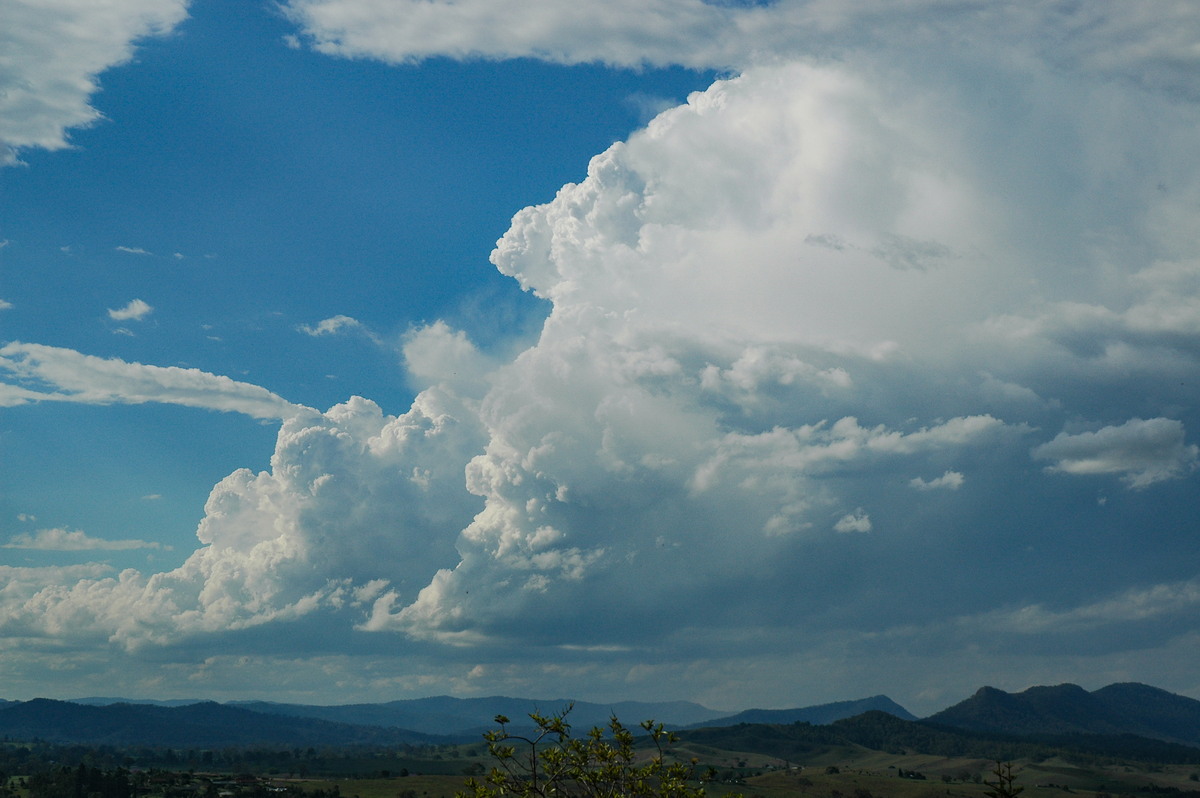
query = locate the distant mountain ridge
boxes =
[71,697,207,707]
[686,694,917,728]
[227,695,721,736]
[927,682,1200,747]
[69,693,915,737]
[0,698,445,747]
[0,681,1192,752]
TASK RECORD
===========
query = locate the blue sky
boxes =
[2,0,1199,716]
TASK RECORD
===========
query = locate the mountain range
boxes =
[0,698,443,748]
[227,695,719,736]
[684,694,917,728]
[927,681,1200,747]
[1,681,1197,752]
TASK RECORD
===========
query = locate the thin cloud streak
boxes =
[0,342,310,420]
[4,528,168,552]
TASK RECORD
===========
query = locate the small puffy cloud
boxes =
[108,299,153,321]
[834,509,872,534]
[298,315,383,346]
[115,246,153,256]
[0,342,307,420]
[0,0,189,162]
[1033,418,1199,489]
[4,528,167,552]
[0,299,12,310]
[299,314,364,336]
[910,471,965,491]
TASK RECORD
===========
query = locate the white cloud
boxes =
[4,2,1200,705]
[0,564,115,599]
[298,314,384,346]
[1032,418,1199,489]
[115,246,153,256]
[0,391,488,648]
[834,509,872,534]
[991,578,1200,637]
[0,299,12,310]
[284,0,740,69]
[0,0,189,163]
[281,1,1200,97]
[910,471,965,491]
[0,342,307,420]
[299,314,363,336]
[4,528,167,552]
[108,299,153,321]
[402,321,495,392]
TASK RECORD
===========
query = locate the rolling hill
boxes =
[686,694,916,728]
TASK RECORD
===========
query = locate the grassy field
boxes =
[288,745,1200,798]
[7,734,1197,798]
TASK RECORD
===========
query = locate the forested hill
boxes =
[927,683,1200,747]
[678,709,1200,765]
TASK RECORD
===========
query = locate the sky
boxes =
[1,0,1199,718]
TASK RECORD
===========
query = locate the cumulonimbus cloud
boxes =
[9,49,1200,664]
[3,1,1200,706]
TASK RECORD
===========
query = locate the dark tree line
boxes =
[26,764,136,798]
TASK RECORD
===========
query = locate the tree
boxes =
[983,762,1024,798]
[457,705,722,798]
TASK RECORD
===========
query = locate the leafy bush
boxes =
[457,705,724,798]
